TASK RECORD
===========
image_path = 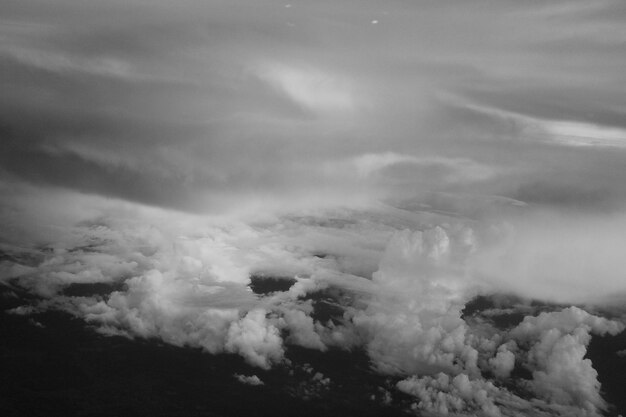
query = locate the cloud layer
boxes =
[2,0,626,212]
[2,197,626,416]
[2,1,626,416]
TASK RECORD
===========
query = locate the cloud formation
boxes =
[2,0,626,212]
[2,1,626,416]
[234,374,265,386]
[2,198,625,416]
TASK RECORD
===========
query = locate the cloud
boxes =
[351,152,494,184]
[488,343,516,379]
[469,211,626,304]
[255,62,357,114]
[346,226,485,379]
[279,306,326,351]
[542,120,626,148]
[225,309,284,369]
[2,2,626,415]
[512,181,613,211]
[393,307,624,417]
[2,46,134,79]
[3,0,626,213]
[234,374,264,386]
[2,194,625,416]
[443,95,626,150]
[397,373,502,417]
[509,307,624,414]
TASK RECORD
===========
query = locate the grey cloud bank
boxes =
[2,0,626,211]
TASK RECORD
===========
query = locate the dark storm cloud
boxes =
[2,0,626,212]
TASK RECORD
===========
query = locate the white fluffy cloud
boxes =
[350,226,480,376]
[234,374,264,386]
[394,306,624,417]
[2,194,625,416]
[397,373,502,417]
[509,307,623,414]
[226,309,284,369]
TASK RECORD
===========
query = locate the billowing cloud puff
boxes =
[2,196,625,417]
[397,373,501,417]
[226,309,284,369]
[82,270,248,351]
[347,226,484,376]
[393,306,624,416]
[488,342,516,379]
[339,225,624,416]
[508,307,624,414]
[279,305,327,351]
[234,374,265,386]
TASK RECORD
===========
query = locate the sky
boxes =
[3,0,626,212]
[2,1,626,416]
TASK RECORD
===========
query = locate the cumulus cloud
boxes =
[2,193,626,417]
[328,220,624,416]
[392,306,624,416]
[349,226,483,376]
[234,374,264,386]
[508,307,624,414]
[397,373,501,417]
[225,309,284,369]
[488,342,516,379]
[279,306,326,351]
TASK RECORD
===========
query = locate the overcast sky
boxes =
[3,3,626,415]
[2,0,626,213]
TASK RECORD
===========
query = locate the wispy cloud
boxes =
[351,152,494,183]
[256,62,357,114]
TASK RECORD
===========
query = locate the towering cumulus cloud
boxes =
[1,0,626,416]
